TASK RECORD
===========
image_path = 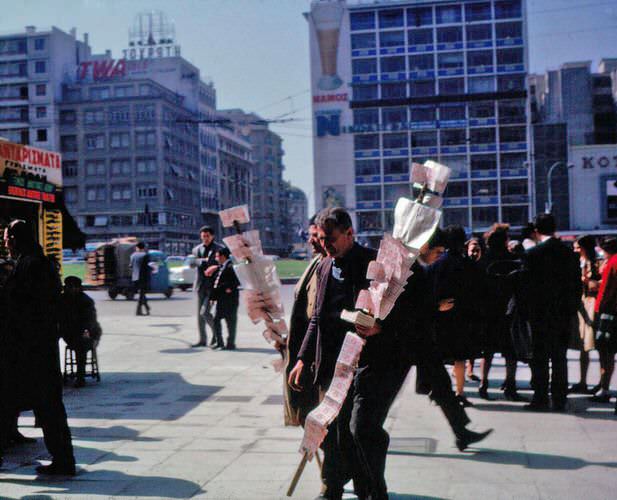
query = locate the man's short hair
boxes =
[315,207,353,233]
[600,236,617,255]
[444,225,467,252]
[199,225,214,235]
[136,241,146,250]
[6,219,33,245]
[64,276,82,288]
[216,247,231,258]
[534,213,556,236]
[308,213,319,227]
[427,227,446,249]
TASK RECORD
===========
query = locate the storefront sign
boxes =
[0,142,62,186]
[580,156,617,169]
[122,43,181,60]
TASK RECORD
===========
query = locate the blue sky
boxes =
[4,0,617,212]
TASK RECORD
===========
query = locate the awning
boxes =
[56,192,86,250]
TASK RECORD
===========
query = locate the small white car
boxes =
[168,255,197,291]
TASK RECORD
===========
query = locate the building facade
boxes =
[0,26,90,150]
[285,182,310,246]
[308,0,530,245]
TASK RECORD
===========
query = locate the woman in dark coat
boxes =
[430,225,484,407]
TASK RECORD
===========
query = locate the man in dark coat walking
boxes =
[191,225,224,347]
[211,247,240,350]
[0,219,75,475]
[524,213,581,411]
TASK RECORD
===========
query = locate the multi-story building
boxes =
[218,109,289,253]
[0,26,90,149]
[308,0,530,245]
[285,182,310,246]
[58,12,219,255]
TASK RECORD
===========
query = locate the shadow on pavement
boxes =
[231,347,281,355]
[390,494,450,500]
[70,425,160,442]
[388,448,617,470]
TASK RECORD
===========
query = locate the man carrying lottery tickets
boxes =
[288,207,408,500]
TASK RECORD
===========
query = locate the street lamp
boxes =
[545,161,574,214]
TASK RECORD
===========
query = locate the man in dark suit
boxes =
[524,213,581,411]
[211,247,240,350]
[191,225,224,347]
[289,207,405,500]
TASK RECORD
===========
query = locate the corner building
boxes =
[308,0,530,245]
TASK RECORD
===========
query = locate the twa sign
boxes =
[77,59,127,81]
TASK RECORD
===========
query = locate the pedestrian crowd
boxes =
[284,207,617,500]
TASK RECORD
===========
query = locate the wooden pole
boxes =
[315,450,323,474]
[286,452,309,497]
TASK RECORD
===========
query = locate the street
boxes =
[1,286,616,499]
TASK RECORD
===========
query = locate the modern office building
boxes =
[218,109,290,253]
[308,0,530,244]
[0,26,91,149]
[58,12,218,255]
[285,181,310,245]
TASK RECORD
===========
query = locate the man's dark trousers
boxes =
[213,303,238,347]
[197,289,215,344]
[530,319,569,406]
[134,280,149,315]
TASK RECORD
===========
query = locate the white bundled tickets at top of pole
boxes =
[218,205,288,350]
[296,160,451,464]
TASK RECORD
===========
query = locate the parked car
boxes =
[169,255,197,291]
[289,249,308,260]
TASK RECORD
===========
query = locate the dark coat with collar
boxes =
[192,241,224,292]
[211,259,240,316]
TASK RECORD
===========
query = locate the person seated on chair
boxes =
[58,276,102,388]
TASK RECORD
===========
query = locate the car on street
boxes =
[168,255,197,291]
[289,249,308,260]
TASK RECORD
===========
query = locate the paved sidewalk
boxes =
[0,286,616,499]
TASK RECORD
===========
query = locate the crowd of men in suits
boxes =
[283,207,617,500]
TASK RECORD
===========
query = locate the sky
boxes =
[3,0,617,213]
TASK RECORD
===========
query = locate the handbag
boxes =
[596,313,617,351]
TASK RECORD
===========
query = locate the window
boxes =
[35,106,46,118]
[500,152,526,170]
[84,109,105,124]
[383,133,408,149]
[437,27,462,43]
[111,185,132,201]
[353,84,378,101]
[469,101,495,118]
[60,110,76,124]
[499,126,526,142]
[354,109,379,126]
[440,104,466,121]
[36,129,47,142]
[136,158,157,174]
[64,88,80,101]
[469,76,495,93]
[356,186,381,202]
[502,205,528,226]
[139,84,152,96]
[382,107,407,125]
[352,58,377,75]
[409,54,434,71]
[114,85,134,98]
[411,79,435,97]
[0,61,27,77]
[351,33,376,50]
[354,134,379,150]
[495,0,522,19]
[110,132,130,148]
[436,5,462,24]
[470,128,496,144]
[384,183,410,202]
[60,135,77,152]
[380,31,405,47]
[497,48,523,65]
[355,159,380,176]
[86,186,106,201]
[135,104,155,122]
[441,129,466,145]
[0,38,27,55]
[442,208,469,226]
[496,21,522,40]
[381,56,405,73]
[501,179,527,196]
[438,52,464,69]
[350,12,375,31]
[407,7,433,27]
[472,180,497,196]
[471,154,496,170]
[34,60,46,73]
[466,24,492,41]
[441,155,467,177]
[445,182,468,198]
[472,207,498,228]
[90,87,110,100]
[137,184,158,198]
[498,100,526,123]
[358,212,383,232]
[62,161,77,178]
[35,84,46,96]
[111,159,131,175]
[109,105,130,123]
[64,187,77,203]
[408,28,433,46]
[412,106,436,122]
[465,2,491,21]
[85,134,105,150]
[411,131,437,147]
[136,131,156,148]
[381,83,407,99]
[467,50,493,68]
[86,160,106,176]
[34,37,46,51]
[384,158,408,175]
[498,74,525,91]
[438,78,464,95]
[379,9,404,28]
